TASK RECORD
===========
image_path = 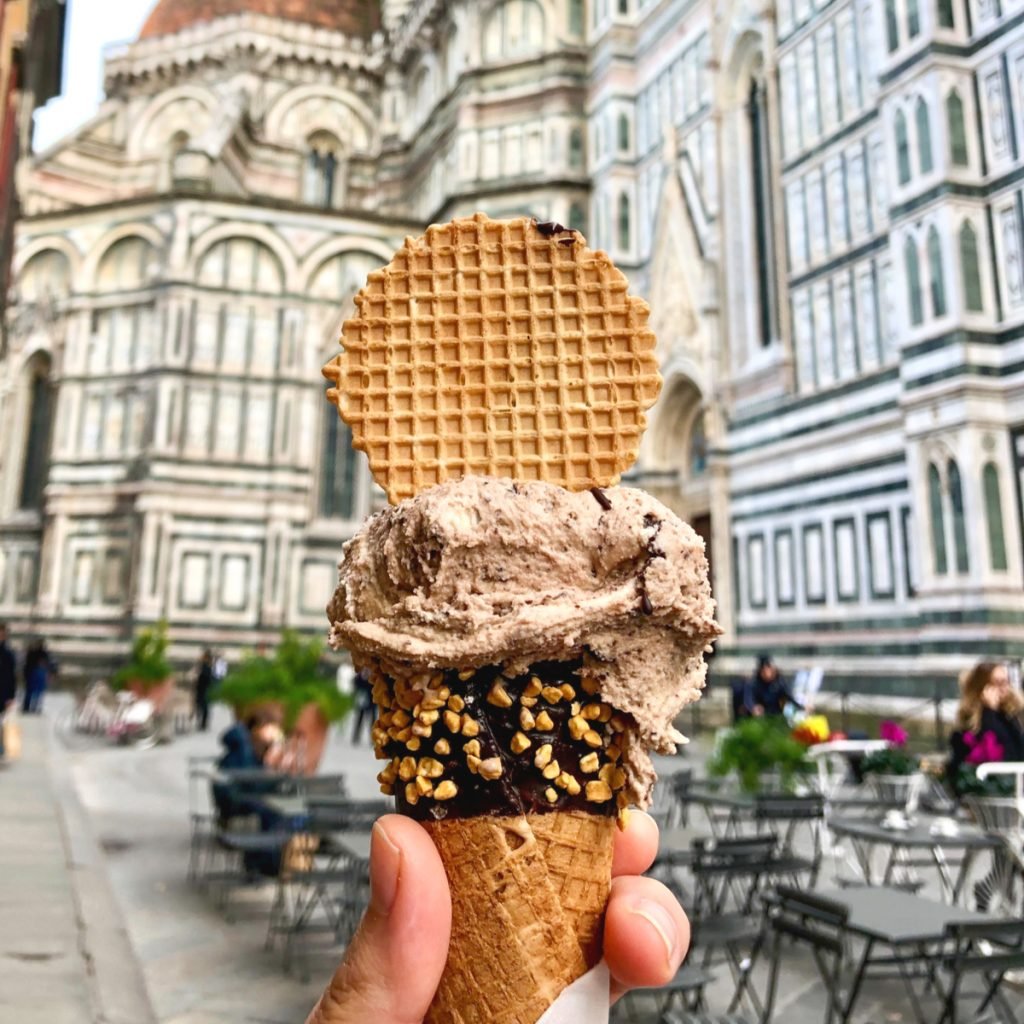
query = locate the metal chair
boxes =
[668,767,694,827]
[186,755,220,884]
[938,919,1024,1024]
[752,793,825,885]
[761,886,850,1024]
[965,797,1024,916]
[295,773,348,799]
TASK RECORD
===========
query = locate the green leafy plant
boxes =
[212,630,351,729]
[112,620,172,691]
[953,765,1015,799]
[859,747,919,777]
[708,718,811,794]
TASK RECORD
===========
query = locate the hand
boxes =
[752,705,765,717]
[307,811,689,1023]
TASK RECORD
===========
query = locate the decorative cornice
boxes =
[103,13,387,92]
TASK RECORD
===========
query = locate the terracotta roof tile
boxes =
[140,0,381,39]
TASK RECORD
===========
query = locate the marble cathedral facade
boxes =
[2,0,1023,692]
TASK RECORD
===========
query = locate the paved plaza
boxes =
[0,695,992,1024]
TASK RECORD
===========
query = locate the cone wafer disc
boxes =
[323,214,661,505]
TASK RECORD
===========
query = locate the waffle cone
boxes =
[422,811,615,1024]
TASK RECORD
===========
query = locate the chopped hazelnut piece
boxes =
[380,781,394,795]
[510,732,531,754]
[419,757,445,779]
[581,677,600,695]
[606,744,621,761]
[458,669,474,681]
[464,739,482,757]
[581,704,602,721]
[434,781,458,800]
[434,738,451,755]
[398,757,417,781]
[393,727,412,743]
[541,686,563,704]
[544,787,558,803]
[443,710,461,733]
[586,780,613,802]
[461,717,481,737]
[519,707,536,731]
[565,775,582,796]
[525,676,543,697]
[535,710,554,731]
[579,752,600,773]
[419,709,440,725]
[487,682,513,708]
[542,760,560,781]
[479,757,503,780]
[568,716,588,741]
[405,782,420,805]
[560,684,576,700]
[597,703,613,723]
[392,709,412,728]
[448,694,466,712]
[377,764,398,785]
[520,696,538,707]
[599,764,625,790]
[534,743,553,768]
[407,737,421,751]
[570,702,582,717]
[411,722,433,737]
[583,729,603,748]
[467,754,482,774]
[415,775,433,797]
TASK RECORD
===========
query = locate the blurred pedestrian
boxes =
[0,624,16,756]
[351,667,374,745]
[21,638,54,714]
[194,648,214,732]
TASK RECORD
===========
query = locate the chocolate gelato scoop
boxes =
[329,476,719,807]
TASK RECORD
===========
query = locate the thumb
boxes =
[307,815,451,1024]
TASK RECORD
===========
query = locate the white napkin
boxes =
[536,962,610,1024]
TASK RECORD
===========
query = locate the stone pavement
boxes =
[0,708,154,1024]
[4,695,950,1024]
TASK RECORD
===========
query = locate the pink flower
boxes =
[964,730,1005,765]
[880,720,909,747]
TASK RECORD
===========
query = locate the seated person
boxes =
[949,661,1024,792]
[738,655,797,718]
[213,708,285,822]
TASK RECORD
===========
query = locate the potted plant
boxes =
[112,620,175,712]
[860,721,923,808]
[708,717,812,794]
[213,631,351,773]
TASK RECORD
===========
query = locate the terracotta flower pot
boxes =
[127,676,175,714]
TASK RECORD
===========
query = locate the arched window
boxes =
[948,459,969,574]
[959,222,983,312]
[569,126,584,169]
[946,90,968,166]
[907,0,921,36]
[320,406,358,520]
[618,192,631,250]
[928,463,948,575]
[617,113,630,152]
[482,0,545,62]
[895,110,911,184]
[748,72,778,348]
[885,0,899,51]
[568,201,586,234]
[18,354,53,512]
[618,0,630,13]
[916,97,933,174]
[569,0,584,35]
[937,0,956,28]
[304,132,341,208]
[689,411,708,477]
[983,462,1009,571]
[905,235,924,325]
[18,249,71,303]
[96,236,155,292]
[928,225,946,317]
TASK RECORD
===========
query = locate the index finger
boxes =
[611,809,659,877]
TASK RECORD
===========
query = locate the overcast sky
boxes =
[34,0,155,152]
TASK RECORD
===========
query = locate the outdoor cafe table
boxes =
[253,794,374,862]
[758,885,1010,1024]
[827,815,999,904]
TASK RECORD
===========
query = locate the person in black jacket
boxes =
[738,655,797,717]
[949,661,1024,786]
[0,624,16,756]
[194,649,214,732]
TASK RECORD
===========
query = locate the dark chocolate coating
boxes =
[381,661,619,823]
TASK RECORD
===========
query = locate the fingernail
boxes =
[370,821,402,914]
[630,898,679,967]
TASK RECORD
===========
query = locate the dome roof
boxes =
[140,0,380,40]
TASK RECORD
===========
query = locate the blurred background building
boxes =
[0,0,1022,695]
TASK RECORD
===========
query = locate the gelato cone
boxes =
[321,215,719,1022]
